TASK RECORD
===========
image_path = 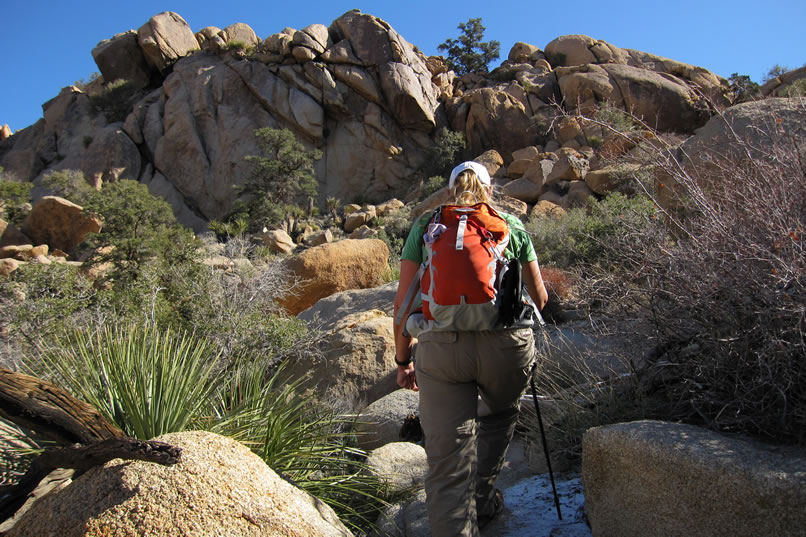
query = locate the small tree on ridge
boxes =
[437,18,500,76]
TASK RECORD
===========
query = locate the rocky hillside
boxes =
[0,9,757,233]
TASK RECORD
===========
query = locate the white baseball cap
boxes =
[448,161,491,189]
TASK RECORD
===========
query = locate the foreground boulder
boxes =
[297,281,397,330]
[582,420,806,537]
[7,430,353,537]
[278,238,390,315]
[285,310,398,407]
[365,442,427,493]
[355,389,420,451]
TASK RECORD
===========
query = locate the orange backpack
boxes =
[397,203,519,335]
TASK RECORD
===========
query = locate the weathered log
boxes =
[0,368,182,530]
[0,367,123,444]
[0,437,182,527]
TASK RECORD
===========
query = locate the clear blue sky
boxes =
[1,0,804,133]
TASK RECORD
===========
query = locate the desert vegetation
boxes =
[213,127,323,234]
[1,11,805,529]
[87,78,141,123]
[0,143,398,535]
[437,18,500,76]
[525,100,806,466]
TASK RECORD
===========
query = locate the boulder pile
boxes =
[0,9,738,233]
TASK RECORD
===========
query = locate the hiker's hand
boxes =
[397,363,418,391]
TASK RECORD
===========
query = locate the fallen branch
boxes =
[0,368,123,444]
[0,437,182,527]
[0,368,182,528]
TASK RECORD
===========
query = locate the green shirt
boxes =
[401,209,537,265]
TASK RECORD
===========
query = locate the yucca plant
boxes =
[30,324,221,439]
[29,326,401,533]
[212,357,398,533]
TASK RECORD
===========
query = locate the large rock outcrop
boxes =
[582,420,806,537]
[545,34,727,105]
[554,62,711,132]
[330,10,437,131]
[540,34,727,134]
[677,97,806,165]
[0,16,731,230]
[7,431,353,537]
[655,97,806,211]
[453,87,541,161]
[0,10,441,229]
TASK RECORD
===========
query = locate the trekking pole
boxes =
[530,374,562,521]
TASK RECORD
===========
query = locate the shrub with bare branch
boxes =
[581,99,806,443]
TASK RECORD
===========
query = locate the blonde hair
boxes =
[451,170,493,206]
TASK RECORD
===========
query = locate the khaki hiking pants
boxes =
[415,328,536,537]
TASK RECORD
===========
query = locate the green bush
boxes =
[525,192,658,269]
[423,128,467,180]
[593,102,638,134]
[41,169,95,202]
[88,79,139,123]
[172,258,310,359]
[422,175,447,198]
[29,320,396,534]
[0,263,101,349]
[0,178,33,225]
[32,324,221,439]
[239,128,322,231]
[728,73,760,103]
[209,217,248,241]
[226,40,247,50]
[81,179,199,282]
[784,78,806,97]
[211,358,397,533]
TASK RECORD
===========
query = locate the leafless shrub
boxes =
[582,101,806,443]
[172,253,320,366]
[519,328,650,468]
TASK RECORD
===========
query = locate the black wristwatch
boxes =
[395,356,412,367]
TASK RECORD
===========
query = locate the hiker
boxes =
[393,161,549,537]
